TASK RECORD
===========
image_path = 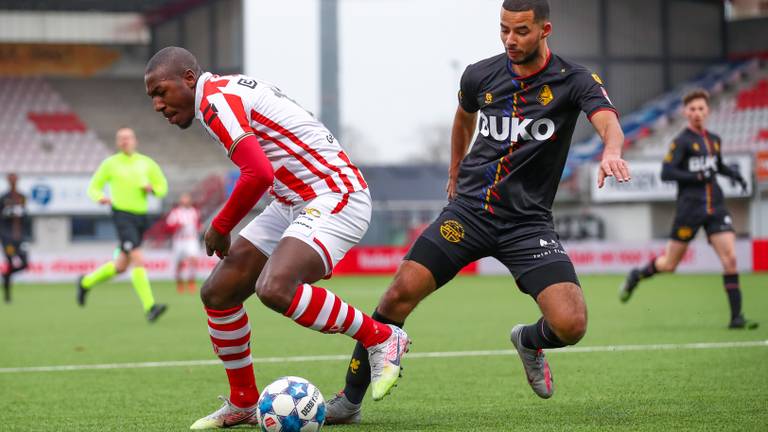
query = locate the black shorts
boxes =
[670,203,734,242]
[1,238,27,260]
[112,209,149,252]
[404,200,579,299]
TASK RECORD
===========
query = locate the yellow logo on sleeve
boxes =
[592,73,604,85]
[485,92,493,104]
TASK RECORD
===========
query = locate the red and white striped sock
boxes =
[284,284,392,348]
[207,305,259,408]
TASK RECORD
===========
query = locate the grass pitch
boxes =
[0,274,766,431]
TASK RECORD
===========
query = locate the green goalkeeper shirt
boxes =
[87,152,168,215]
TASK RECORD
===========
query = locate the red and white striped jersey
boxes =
[166,206,200,242]
[194,72,368,204]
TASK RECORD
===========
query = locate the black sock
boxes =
[639,259,658,279]
[2,272,9,302]
[342,310,404,404]
[520,317,567,350]
[723,273,742,320]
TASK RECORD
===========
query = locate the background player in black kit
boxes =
[0,173,30,303]
[326,0,630,424]
[620,89,757,330]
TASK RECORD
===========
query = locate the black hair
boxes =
[502,0,550,22]
[145,46,203,77]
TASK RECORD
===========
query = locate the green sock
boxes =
[82,262,117,289]
[131,267,155,313]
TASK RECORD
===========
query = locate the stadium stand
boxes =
[50,78,231,197]
[566,58,767,175]
[0,77,110,174]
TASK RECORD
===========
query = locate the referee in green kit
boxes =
[77,127,169,322]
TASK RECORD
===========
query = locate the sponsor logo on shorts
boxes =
[537,85,554,106]
[677,226,693,240]
[724,215,732,225]
[533,238,567,259]
[302,207,321,218]
[123,241,134,251]
[439,220,465,243]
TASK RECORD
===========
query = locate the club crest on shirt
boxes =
[537,85,554,106]
[485,92,494,104]
[692,142,700,152]
[440,220,465,243]
[677,226,693,240]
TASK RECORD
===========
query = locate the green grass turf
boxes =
[0,274,766,431]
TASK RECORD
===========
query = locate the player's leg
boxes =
[192,201,285,429]
[708,229,758,329]
[2,241,12,303]
[2,241,30,303]
[191,236,269,429]
[77,211,137,305]
[77,248,128,306]
[186,255,198,293]
[254,192,409,401]
[174,253,185,293]
[126,248,165,321]
[620,239,690,303]
[328,202,488,424]
[510,261,584,399]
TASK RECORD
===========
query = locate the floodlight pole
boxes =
[319,0,341,140]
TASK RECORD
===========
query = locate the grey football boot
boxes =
[510,324,554,399]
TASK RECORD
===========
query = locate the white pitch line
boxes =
[1,340,765,374]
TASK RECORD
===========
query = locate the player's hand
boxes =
[597,154,631,188]
[736,177,748,194]
[446,175,458,200]
[699,169,715,182]
[205,226,231,258]
[98,197,112,206]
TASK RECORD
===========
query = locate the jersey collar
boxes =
[506,50,552,81]
[194,72,212,120]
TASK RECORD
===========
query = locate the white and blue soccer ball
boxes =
[257,376,326,432]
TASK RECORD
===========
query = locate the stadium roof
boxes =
[0,0,210,22]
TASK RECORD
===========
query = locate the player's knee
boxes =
[656,260,676,273]
[556,313,587,345]
[114,261,128,274]
[200,278,235,310]
[255,272,296,313]
[722,253,737,272]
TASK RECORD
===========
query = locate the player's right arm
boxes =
[448,66,481,200]
[87,159,112,205]
[199,82,274,257]
[660,141,704,184]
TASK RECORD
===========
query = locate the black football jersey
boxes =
[661,128,739,214]
[0,191,28,241]
[455,52,617,221]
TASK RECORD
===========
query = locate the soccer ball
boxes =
[257,376,326,432]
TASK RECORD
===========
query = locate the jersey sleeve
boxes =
[87,159,111,202]
[199,83,255,157]
[571,70,618,121]
[146,157,168,199]
[458,65,481,113]
[661,140,700,184]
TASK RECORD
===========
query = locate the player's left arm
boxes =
[573,70,630,188]
[146,158,169,198]
[591,111,630,188]
[714,141,747,192]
